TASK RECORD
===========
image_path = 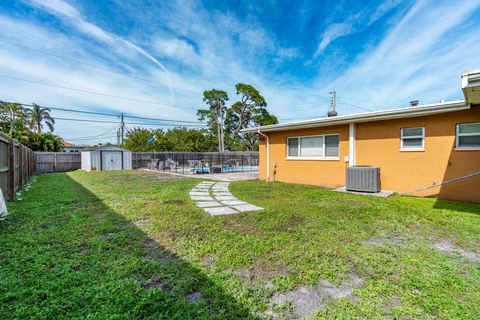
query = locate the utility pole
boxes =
[120,113,125,146]
[328,90,337,117]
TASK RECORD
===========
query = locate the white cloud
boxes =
[154,38,196,60]
[314,0,403,56]
[28,0,175,99]
[325,0,480,110]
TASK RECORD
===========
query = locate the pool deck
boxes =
[141,169,259,181]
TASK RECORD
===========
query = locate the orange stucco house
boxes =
[242,70,480,203]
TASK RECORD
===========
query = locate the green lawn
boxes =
[1,171,479,319]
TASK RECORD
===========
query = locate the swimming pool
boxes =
[222,166,259,172]
[193,165,259,174]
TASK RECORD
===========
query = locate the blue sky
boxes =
[0,0,480,144]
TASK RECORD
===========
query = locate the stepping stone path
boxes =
[190,181,262,216]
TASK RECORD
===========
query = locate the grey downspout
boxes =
[257,129,270,180]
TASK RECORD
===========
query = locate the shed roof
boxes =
[81,145,130,152]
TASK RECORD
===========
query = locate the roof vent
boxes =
[327,110,338,117]
[410,100,419,107]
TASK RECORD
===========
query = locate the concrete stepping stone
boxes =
[204,207,238,215]
[212,192,232,196]
[191,196,214,201]
[196,201,224,208]
[220,200,247,206]
[214,195,237,201]
[190,181,263,216]
[231,204,263,212]
[190,191,210,196]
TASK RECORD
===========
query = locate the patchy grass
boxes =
[1,171,479,319]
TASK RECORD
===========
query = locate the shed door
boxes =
[102,151,123,170]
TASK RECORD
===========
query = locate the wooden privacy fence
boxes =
[35,152,82,173]
[0,132,35,201]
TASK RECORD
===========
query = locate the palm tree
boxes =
[0,102,26,136]
[27,103,55,133]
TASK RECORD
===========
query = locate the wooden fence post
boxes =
[7,138,15,201]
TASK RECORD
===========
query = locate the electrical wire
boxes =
[4,101,202,124]
[0,38,202,95]
[68,135,118,142]
[338,101,374,112]
[0,75,198,110]
[54,116,205,127]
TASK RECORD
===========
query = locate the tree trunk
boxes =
[216,120,221,152]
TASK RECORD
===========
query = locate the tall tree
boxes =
[197,89,229,152]
[225,83,278,150]
[27,103,55,133]
[0,102,26,136]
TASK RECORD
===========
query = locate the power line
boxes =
[54,116,205,127]
[338,101,374,112]
[68,135,118,142]
[0,75,198,110]
[66,126,118,140]
[5,101,202,124]
[0,38,202,95]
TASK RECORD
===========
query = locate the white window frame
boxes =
[286,134,340,160]
[456,122,480,150]
[400,127,425,151]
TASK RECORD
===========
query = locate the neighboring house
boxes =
[63,141,87,153]
[242,70,480,203]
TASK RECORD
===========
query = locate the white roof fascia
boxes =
[462,69,480,104]
[243,100,468,133]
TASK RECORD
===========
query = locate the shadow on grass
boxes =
[432,198,480,215]
[0,173,258,319]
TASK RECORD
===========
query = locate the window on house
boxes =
[401,127,424,150]
[287,134,339,159]
[456,122,480,149]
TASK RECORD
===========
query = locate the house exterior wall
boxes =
[355,106,480,202]
[259,124,350,187]
[258,106,480,202]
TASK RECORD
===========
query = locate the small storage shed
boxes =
[81,146,132,172]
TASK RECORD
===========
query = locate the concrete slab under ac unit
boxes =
[334,187,394,198]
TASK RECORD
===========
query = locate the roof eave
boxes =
[242,100,468,133]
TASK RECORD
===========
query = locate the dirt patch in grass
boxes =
[101,232,117,239]
[271,215,308,232]
[133,217,152,228]
[234,260,290,286]
[186,291,202,303]
[382,295,402,312]
[432,238,480,261]
[201,254,217,269]
[143,239,178,263]
[270,273,363,319]
[143,275,172,291]
[222,218,263,236]
[363,236,405,248]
